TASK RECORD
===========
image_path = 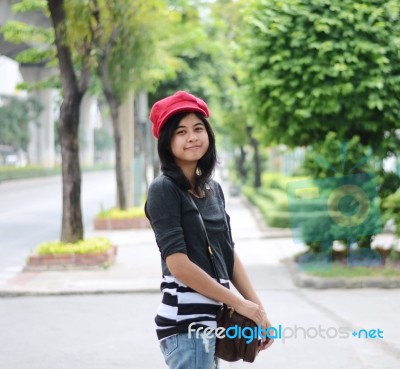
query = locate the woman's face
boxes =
[170,113,209,167]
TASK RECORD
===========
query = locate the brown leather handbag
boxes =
[215,301,260,362]
[189,194,260,363]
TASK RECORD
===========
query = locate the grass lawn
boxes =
[303,265,400,278]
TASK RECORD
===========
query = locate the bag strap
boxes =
[187,193,222,285]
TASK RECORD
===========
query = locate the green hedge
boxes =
[0,166,61,181]
[242,172,324,229]
[382,190,400,237]
[95,206,145,219]
[243,186,291,228]
[256,187,289,209]
[306,265,400,278]
[0,164,114,181]
[36,237,113,255]
[261,172,311,191]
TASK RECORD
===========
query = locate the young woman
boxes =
[145,91,273,369]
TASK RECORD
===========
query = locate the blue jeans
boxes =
[160,333,219,369]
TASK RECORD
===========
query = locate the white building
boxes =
[0,56,23,96]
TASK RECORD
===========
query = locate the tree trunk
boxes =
[48,0,89,242]
[237,146,247,180]
[99,33,128,209]
[246,126,262,188]
[59,94,84,242]
[152,136,160,179]
[105,93,127,210]
[135,114,149,190]
[253,139,262,188]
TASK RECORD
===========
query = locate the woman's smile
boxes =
[185,145,202,150]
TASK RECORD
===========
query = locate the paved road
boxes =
[0,293,166,369]
[0,171,115,270]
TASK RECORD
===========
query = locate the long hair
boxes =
[158,111,217,195]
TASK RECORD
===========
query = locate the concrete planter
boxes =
[25,245,118,271]
[94,217,150,230]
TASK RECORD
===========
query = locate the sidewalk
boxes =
[0,227,162,296]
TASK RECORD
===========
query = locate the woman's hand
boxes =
[234,299,264,326]
[259,310,274,351]
[234,299,274,351]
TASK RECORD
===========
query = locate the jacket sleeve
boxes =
[146,178,187,260]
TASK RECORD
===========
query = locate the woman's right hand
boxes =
[234,299,274,350]
[233,299,266,327]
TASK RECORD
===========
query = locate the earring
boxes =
[196,167,201,176]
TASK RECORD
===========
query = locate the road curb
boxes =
[0,287,161,298]
[283,259,400,289]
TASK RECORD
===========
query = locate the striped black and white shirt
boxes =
[145,175,235,340]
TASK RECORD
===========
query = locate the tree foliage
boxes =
[243,0,400,157]
[0,95,42,150]
[149,1,219,105]
[208,0,265,186]
[0,0,57,90]
[61,0,168,101]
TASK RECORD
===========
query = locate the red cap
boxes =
[149,91,210,139]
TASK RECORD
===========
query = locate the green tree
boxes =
[47,0,94,242]
[242,0,400,251]
[2,0,95,242]
[195,0,266,188]
[243,0,400,158]
[149,1,217,105]
[2,0,169,239]
[87,0,167,209]
[0,95,42,150]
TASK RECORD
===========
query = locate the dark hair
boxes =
[158,111,217,195]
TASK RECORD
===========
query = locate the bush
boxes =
[257,187,288,210]
[265,211,291,228]
[243,173,316,229]
[243,185,291,228]
[96,206,145,219]
[382,190,400,237]
[36,237,112,255]
[261,172,288,190]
